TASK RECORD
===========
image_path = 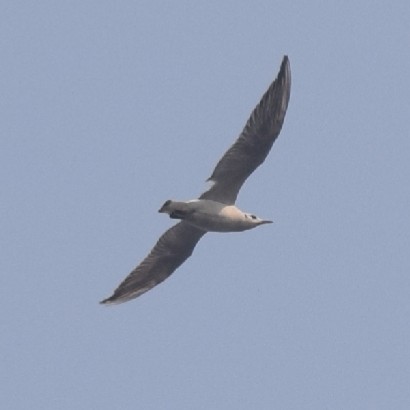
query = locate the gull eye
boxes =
[250,214,257,220]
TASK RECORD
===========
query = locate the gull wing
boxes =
[200,55,291,205]
[100,222,206,305]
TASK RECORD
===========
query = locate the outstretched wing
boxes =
[200,55,291,205]
[100,222,206,305]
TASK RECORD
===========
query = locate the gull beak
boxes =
[260,220,273,225]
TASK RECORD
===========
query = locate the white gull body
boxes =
[158,199,272,232]
[101,56,291,305]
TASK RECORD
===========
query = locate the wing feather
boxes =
[100,222,206,305]
[200,55,291,204]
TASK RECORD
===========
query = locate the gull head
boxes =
[245,213,273,226]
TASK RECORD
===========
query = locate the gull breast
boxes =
[185,200,247,232]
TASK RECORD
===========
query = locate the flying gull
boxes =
[101,55,291,305]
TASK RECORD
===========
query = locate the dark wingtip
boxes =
[99,294,118,305]
[280,55,291,81]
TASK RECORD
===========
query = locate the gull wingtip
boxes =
[99,293,123,305]
[99,296,113,305]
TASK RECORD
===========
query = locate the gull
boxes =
[101,55,291,305]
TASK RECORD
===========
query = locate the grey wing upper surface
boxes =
[100,222,206,305]
[200,55,291,205]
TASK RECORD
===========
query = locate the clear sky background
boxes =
[2,1,410,409]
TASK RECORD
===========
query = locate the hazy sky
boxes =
[2,1,410,409]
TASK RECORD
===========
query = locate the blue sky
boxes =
[2,1,410,409]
